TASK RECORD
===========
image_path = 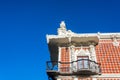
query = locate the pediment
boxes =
[75,48,90,56]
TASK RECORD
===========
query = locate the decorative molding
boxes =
[92,78,97,80]
[57,21,75,36]
[89,45,97,61]
[57,74,120,79]
[73,47,92,61]
[58,47,61,61]
[74,77,78,80]
[92,74,120,78]
[70,46,99,72]
[70,45,75,62]
[112,37,119,46]
[75,47,90,57]
[57,78,61,80]
[57,76,74,79]
[58,47,61,72]
[70,45,77,71]
[46,33,120,44]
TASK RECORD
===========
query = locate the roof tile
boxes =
[96,39,120,73]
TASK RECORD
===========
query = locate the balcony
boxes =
[46,59,101,79]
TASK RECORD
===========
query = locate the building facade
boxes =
[46,21,120,80]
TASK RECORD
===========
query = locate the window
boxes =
[77,56,89,69]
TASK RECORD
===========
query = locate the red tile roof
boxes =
[60,39,120,74]
[96,39,120,73]
[97,78,120,80]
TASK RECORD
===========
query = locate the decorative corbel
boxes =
[112,35,119,46]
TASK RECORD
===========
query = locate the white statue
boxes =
[57,21,75,35]
[60,21,66,30]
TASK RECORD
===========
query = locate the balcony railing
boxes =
[46,59,101,77]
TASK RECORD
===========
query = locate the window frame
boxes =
[77,56,90,69]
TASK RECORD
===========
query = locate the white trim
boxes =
[58,47,61,72]
[89,45,97,62]
[74,77,78,80]
[74,46,89,48]
[99,42,113,43]
[100,39,120,40]
[46,33,120,43]
[58,47,61,62]
[92,77,96,80]
[57,78,61,80]
[47,33,120,36]
[57,76,74,79]
[92,74,120,78]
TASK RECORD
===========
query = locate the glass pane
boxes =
[78,57,83,69]
[83,57,89,68]
[77,57,89,69]
[84,60,88,68]
[78,60,83,69]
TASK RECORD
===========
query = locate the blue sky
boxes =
[0,0,120,80]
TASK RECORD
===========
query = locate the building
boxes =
[46,21,120,80]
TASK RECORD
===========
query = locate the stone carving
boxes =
[70,45,97,71]
[60,21,66,29]
[75,47,90,57]
[70,45,77,71]
[70,47,91,71]
[70,45,75,62]
[58,21,74,36]
[113,37,119,46]
[111,34,119,46]
[89,45,97,61]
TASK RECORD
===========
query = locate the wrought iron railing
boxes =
[46,59,101,75]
